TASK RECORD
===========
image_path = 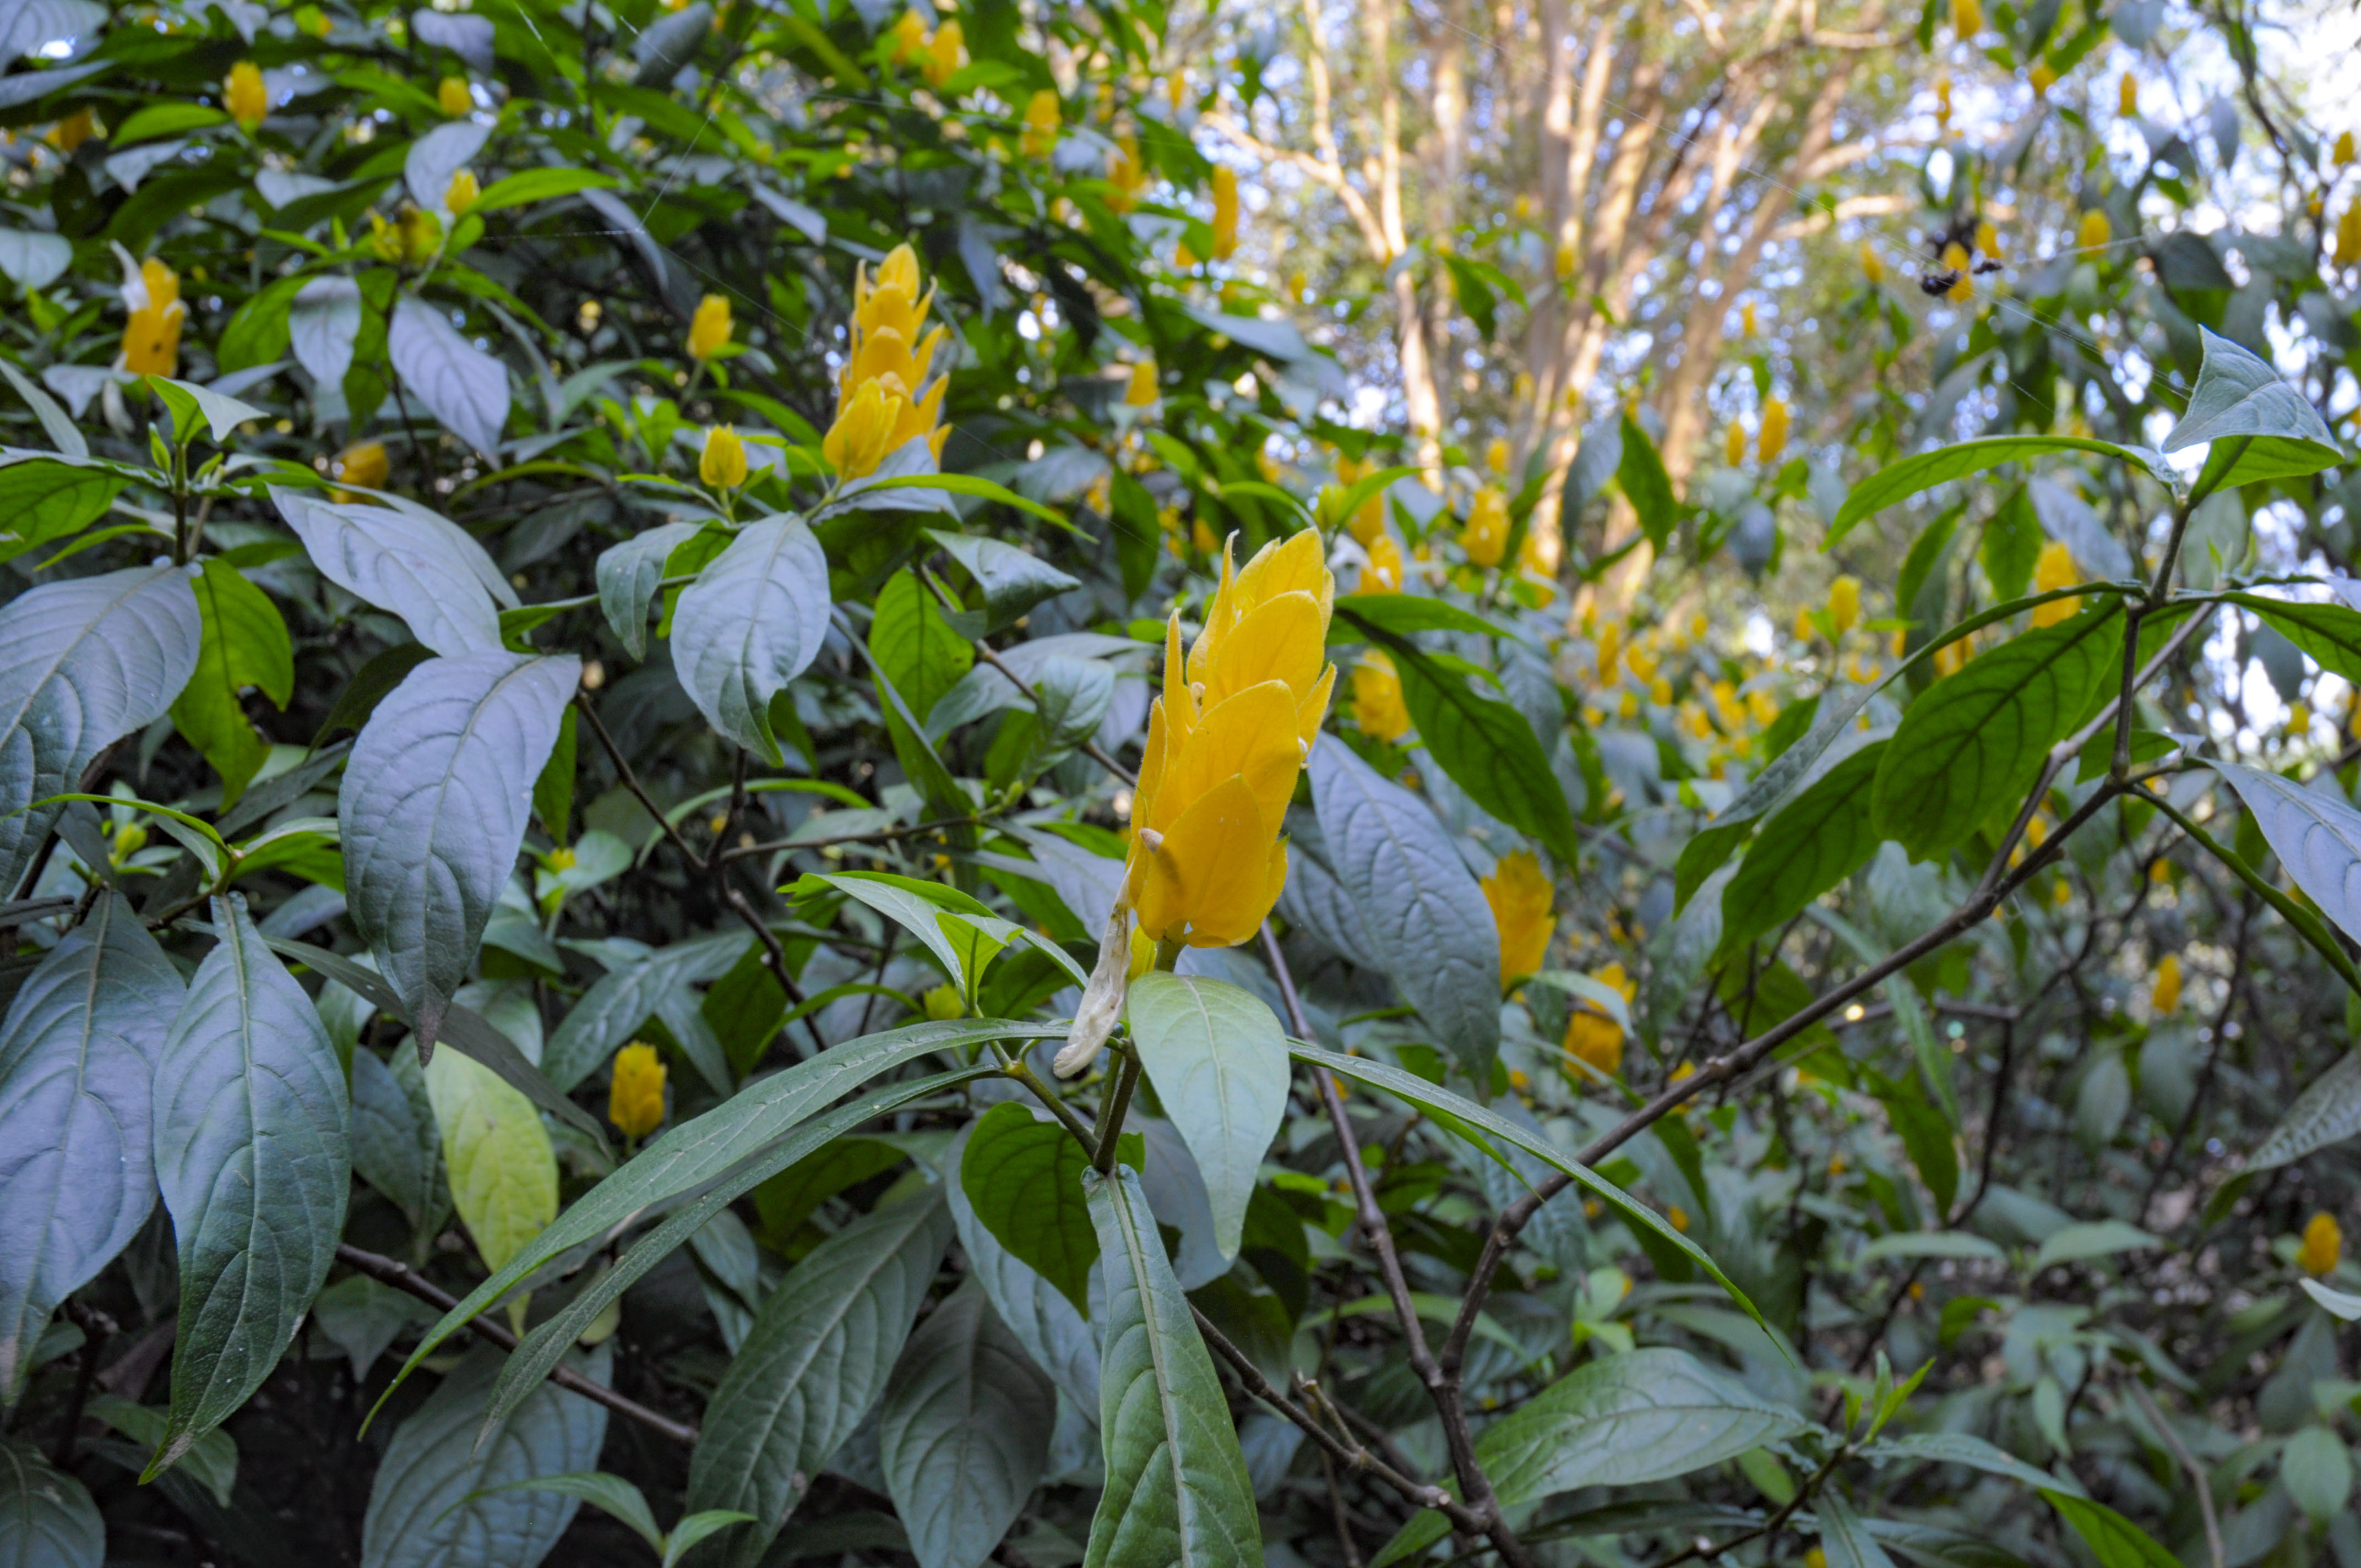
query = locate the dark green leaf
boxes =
[960,1102,1102,1314]
[170,558,293,807]
[1717,741,1887,958]
[1827,437,2159,547]
[1616,414,1680,550]
[0,459,128,565]
[1127,972,1288,1262]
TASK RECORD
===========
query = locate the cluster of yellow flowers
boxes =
[1563,963,1635,1081]
[608,1042,667,1139]
[1577,612,1783,776]
[1125,532,1335,948]
[1726,397,1791,466]
[823,243,949,479]
[891,10,967,89]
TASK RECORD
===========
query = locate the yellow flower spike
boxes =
[1359,533,1405,594]
[1287,269,1307,302]
[1758,397,1789,464]
[1349,490,1385,546]
[330,440,389,500]
[1793,605,1815,644]
[1624,642,1657,683]
[2152,953,2182,1015]
[921,19,966,88]
[1124,360,1160,407]
[688,293,732,360]
[1954,0,1981,36]
[822,380,904,478]
[2291,700,2313,736]
[1021,88,1060,156]
[1462,484,1509,568]
[608,1042,666,1139]
[445,168,478,215]
[1974,219,2001,260]
[1168,70,1189,112]
[2030,540,2081,627]
[1934,75,1951,128]
[1726,421,1746,467]
[700,424,747,488]
[1211,164,1239,258]
[1127,535,1336,948]
[1740,301,1757,336]
[2030,61,2057,96]
[2118,70,2137,118]
[49,108,98,151]
[1861,242,1885,284]
[1352,653,1410,741]
[1650,676,1673,705]
[438,75,474,117]
[922,983,965,1021]
[2078,209,2112,253]
[225,61,268,130]
[121,258,184,378]
[1486,437,1510,475]
[1174,239,1199,269]
[891,9,927,62]
[1827,575,1861,636]
[2337,205,2361,269]
[1482,851,1554,987]
[1107,131,1145,211]
[1554,239,1576,280]
[1595,623,1620,682]
[2302,1212,2343,1276]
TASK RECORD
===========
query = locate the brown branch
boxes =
[334,1243,698,1446]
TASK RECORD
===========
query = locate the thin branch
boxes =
[2124,1378,2226,1568]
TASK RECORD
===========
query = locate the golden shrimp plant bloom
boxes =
[608,1042,666,1138]
[823,243,947,478]
[1482,851,1554,986]
[2302,1211,2342,1276]
[1125,531,1335,949]
[1351,652,1408,740]
[700,424,747,488]
[2030,541,2081,628]
[121,258,183,378]
[225,62,267,129]
[1020,89,1060,157]
[1461,484,1509,567]
[688,293,732,360]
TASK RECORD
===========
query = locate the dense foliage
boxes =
[8,0,2361,1564]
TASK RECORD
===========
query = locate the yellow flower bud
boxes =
[1287,269,1307,301]
[1359,533,1405,594]
[1974,220,2001,260]
[2339,130,2357,167]
[1486,437,1510,476]
[1954,0,1981,37]
[700,424,747,488]
[1554,239,1576,280]
[2336,205,2361,269]
[1726,421,1746,467]
[1861,242,1884,284]
[1174,238,1199,269]
[891,10,927,62]
[1125,359,1159,406]
[445,168,478,215]
[1021,88,1060,156]
[48,108,97,152]
[2118,70,2137,118]
[1482,851,1554,988]
[688,293,732,360]
[824,382,904,478]
[2077,208,2112,254]
[1211,164,1238,259]
[121,258,183,378]
[1461,485,1509,567]
[1827,575,1860,636]
[1793,605,1816,644]
[438,76,474,117]
[923,983,965,1020]
[608,1042,666,1138]
[2151,953,2181,1015]
[2030,61,2057,96]
[2302,1212,2343,1276]
[922,18,966,88]
[1127,532,1337,948]
[1668,1205,1690,1232]
[1596,623,1620,681]
[331,439,389,499]
[2030,540,2081,627]
[1740,301,1757,336]
[225,62,268,130]
[1561,963,1631,1082]
[1352,652,1410,741]
[1758,397,1789,463]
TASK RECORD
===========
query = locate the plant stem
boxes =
[1092,1047,1141,1174]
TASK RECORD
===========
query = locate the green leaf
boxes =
[1615,413,1680,550]
[792,871,1018,1001]
[350,1046,447,1239]
[151,895,350,1476]
[0,564,200,895]
[2040,1490,2183,1568]
[672,516,831,765]
[2203,758,2361,945]
[925,529,1083,630]
[0,458,129,565]
[1126,973,1289,1262]
[944,1121,1102,1412]
[145,377,270,446]
[2229,594,2361,688]
[1863,1432,2082,1496]
[593,520,701,661]
[688,1190,954,1568]
[1716,739,1887,959]
[1981,487,2043,601]
[0,1437,103,1567]
[1815,1490,1899,1568]
[879,1276,1057,1568]
[85,1393,238,1508]
[467,167,624,213]
[387,293,510,456]
[1853,1231,2006,1265]
[664,1511,761,1568]
[273,488,507,657]
[2163,326,2343,493]
[463,1472,663,1554]
[869,569,972,724]
[1827,436,2160,548]
[960,1102,1103,1314]
[112,102,226,145]
[1081,1165,1263,1568]
[2284,1425,2354,1521]
[2251,1053,2361,1171]
[169,558,293,807]
[380,1020,1058,1411]
[338,650,579,1050]
[1870,604,2123,858]
[0,893,182,1398]
[358,1344,610,1568]
[1372,1348,1810,1565]
[1326,594,1498,643]
[424,1043,557,1279]
[2031,1220,2159,1270]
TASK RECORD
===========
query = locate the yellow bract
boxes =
[688,293,732,360]
[1975,220,2001,259]
[922,19,966,88]
[2030,61,2057,96]
[331,439,388,500]
[824,243,947,477]
[1021,89,1060,157]
[445,168,478,215]
[2118,70,2137,118]
[1462,485,1509,567]
[122,258,183,378]
[225,62,267,130]
[2030,540,2081,627]
[1861,242,1884,284]
[1827,575,1860,636]
[1725,421,1745,467]
[2336,205,2361,269]
[1211,165,1238,258]
[608,1042,667,1138]
[2338,130,2357,166]
[1124,359,1159,406]
[1359,533,1405,594]
[1108,132,1146,211]
[2078,209,2112,253]
[1482,850,1554,987]
[1486,437,1510,476]
[701,424,747,488]
[923,983,964,1020]
[1758,397,1789,463]
[1125,531,1336,948]
[2302,1211,2342,1276]
[1352,652,1409,741]
[1954,0,1981,37]
[2151,953,2182,1015]
[438,75,474,117]
[1563,962,1633,1081]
